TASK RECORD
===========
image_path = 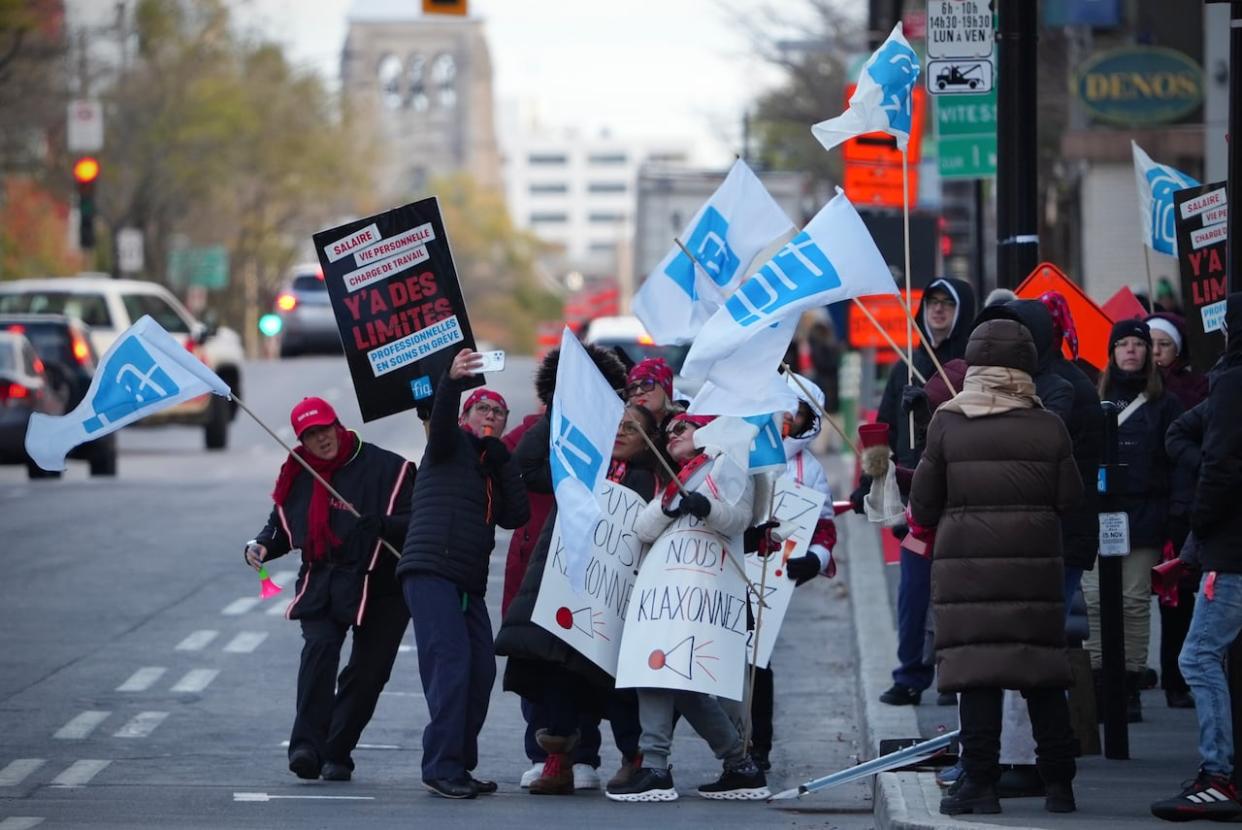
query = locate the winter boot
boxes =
[1044,781,1076,813]
[1125,671,1144,723]
[529,730,579,795]
[940,775,1001,816]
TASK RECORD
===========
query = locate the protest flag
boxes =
[549,328,626,592]
[25,315,230,471]
[1132,140,1200,303]
[633,159,794,345]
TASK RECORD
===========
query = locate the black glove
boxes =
[679,491,712,519]
[849,475,873,514]
[662,500,680,518]
[1168,514,1190,551]
[479,436,511,468]
[786,553,821,585]
[743,521,781,556]
[900,384,928,415]
[892,523,909,542]
[348,514,384,543]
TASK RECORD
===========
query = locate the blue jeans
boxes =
[1063,565,1083,625]
[1179,572,1242,777]
[893,546,934,691]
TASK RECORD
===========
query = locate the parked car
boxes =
[275,263,341,357]
[0,275,244,450]
[581,315,700,396]
[0,314,118,476]
[0,329,72,479]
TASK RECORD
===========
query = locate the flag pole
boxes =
[231,395,401,560]
[889,291,959,396]
[852,298,927,384]
[781,363,861,456]
[901,148,916,450]
[1142,245,1156,311]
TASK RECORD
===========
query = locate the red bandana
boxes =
[271,424,358,561]
[1039,291,1080,360]
[628,358,674,399]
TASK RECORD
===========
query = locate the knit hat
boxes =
[290,397,338,438]
[627,358,674,399]
[668,412,715,430]
[1108,319,1152,352]
[1145,316,1183,356]
[461,388,508,418]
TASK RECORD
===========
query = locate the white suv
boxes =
[0,275,244,449]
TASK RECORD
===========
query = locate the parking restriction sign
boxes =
[926,0,994,60]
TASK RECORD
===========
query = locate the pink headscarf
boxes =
[1038,291,1080,360]
[460,388,508,420]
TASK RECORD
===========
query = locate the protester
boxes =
[397,349,530,799]
[984,287,1017,307]
[973,300,1074,422]
[1081,319,1183,722]
[605,413,767,802]
[497,398,658,796]
[1147,312,1209,710]
[909,318,1082,816]
[874,276,976,707]
[1151,294,1242,822]
[244,397,414,782]
[625,357,680,426]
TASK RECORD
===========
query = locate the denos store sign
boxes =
[1075,47,1203,126]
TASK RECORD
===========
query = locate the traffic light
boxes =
[422,0,467,14]
[73,156,100,250]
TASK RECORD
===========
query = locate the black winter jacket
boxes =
[1102,374,1183,549]
[1191,295,1242,572]
[395,373,530,596]
[974,300,1074,422]
[256,440,414,626]
[1047,355,1105,570]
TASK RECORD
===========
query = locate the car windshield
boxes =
[291,275,326,292]
[0,291,112,329]
[593,339,689,370]
[121,293,191,333]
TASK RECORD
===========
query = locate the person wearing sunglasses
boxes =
[625,358,680,423]
[396,348,531,799]
[607,412,768,803]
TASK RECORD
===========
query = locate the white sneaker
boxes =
[520,762,545,788]
[573,763,601,790]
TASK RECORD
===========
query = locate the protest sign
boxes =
[745,476,827,669]
[312,197,480,422]
[616,513,749,701]
[1174,182,1228,373]
[532,481,647,677]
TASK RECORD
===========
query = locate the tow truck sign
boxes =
[927,59,993,95]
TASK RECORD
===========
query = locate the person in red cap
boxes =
[396,348,530,799]
[243,396,415,782]
[625,358,679,424]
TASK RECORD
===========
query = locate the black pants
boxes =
[749,665,774,756]
[532,670,642,764]
[958,687,1077,785]
[290,591,408,768]
[1161,583,1197,695]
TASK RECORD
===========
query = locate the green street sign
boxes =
[168,245,229,289]
[936,90,997,178]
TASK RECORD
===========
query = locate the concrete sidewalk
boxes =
[840,510,1204,829]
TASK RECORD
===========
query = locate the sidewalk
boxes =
[839,507,1204,829]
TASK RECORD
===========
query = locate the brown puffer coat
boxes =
[910,319,1083,693]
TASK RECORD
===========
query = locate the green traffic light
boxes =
[258,313,282,337]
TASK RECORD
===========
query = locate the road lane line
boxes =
[271,569,297,585]
[265,601,290,616]
[278,741,400,750]
[380,690,423,698]
[116,667,166,692]
[171,669,219,693]
[0,759,45,786]
[222,597,261,616]
[50,760,110,787]
[235,792,374,802]
[113,711,168,738]
[397,644,415,653]
[175,630,218,651]
[223,632,268,653]
[0,818,46,830]
[53,711,109,740]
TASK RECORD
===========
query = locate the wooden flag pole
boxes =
[851,298,927,384]
[781,363,861,457]
[891,295,959,397]
[901,148,915,450]
[1142,245,1157,311]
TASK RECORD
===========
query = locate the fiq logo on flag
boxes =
[665,206,741,300]
[550,414,605,492]
[744,413,786,472]
[83,337,181,433]
[725,233,841,327]
[870,37,920,135]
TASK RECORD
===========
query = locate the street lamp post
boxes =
[995,0,1039,289]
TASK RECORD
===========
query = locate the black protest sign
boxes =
[312,197,480,422]
[1173,182,1228,373]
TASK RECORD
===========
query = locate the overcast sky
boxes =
[231,0,817,165]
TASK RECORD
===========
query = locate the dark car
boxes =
[0,330,69,479]
[0,314,118,476]
[275,264,341,357]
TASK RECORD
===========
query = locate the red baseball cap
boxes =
[290,397,338,438]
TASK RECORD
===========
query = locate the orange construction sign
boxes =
[841,85,926,209]
[1014,262,1114,371]
[848,290,924,352]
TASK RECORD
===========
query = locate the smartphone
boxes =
[474,350,506,374]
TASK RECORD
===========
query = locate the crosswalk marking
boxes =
[266,600,290,616]
[279,740,399,750]
[171,669,219,693]
[53,711,109,740]
[222,597,261,616]
[175,630,218,651]
[50,760,110,787]
[113,711,168,738]
[0,759,45,787]
[397,644,416,653]
[223,632,268,653]
[116,667,166,692]
[235,792,374,802]
[271,569,297,586]
[0,817,46,830]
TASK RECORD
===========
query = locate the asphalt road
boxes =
[0,356,875,829]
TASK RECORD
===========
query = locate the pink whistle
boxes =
[258,566,283,599]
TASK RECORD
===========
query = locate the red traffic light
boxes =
[73,157,100,184]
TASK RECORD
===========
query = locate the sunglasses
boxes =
[471,403,507,417]
[625,378,658,398]
[665,421,694,439]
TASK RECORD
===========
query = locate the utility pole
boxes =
[1228,1,1240,293]
[995,0,1039,289]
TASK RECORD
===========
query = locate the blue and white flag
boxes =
[549,328,625,592]
[681,190,897,380]
[744,413,787,474]
[1132,140,1200,256]
[688,316,799,418]
[812,22,920,152]
[25,315,230,471]
[633,159,794,345]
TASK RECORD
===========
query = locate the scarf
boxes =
[659,451,711,511]
[607,458,628,483]
[271,424,358,561]
[939,365,1040,419]
[1039,291,1080,360]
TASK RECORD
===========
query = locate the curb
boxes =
[844,512,1043,830]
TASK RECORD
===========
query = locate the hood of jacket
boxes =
[916,277,977,365]
[964,319,1038,375]
[973,299,1057,371]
